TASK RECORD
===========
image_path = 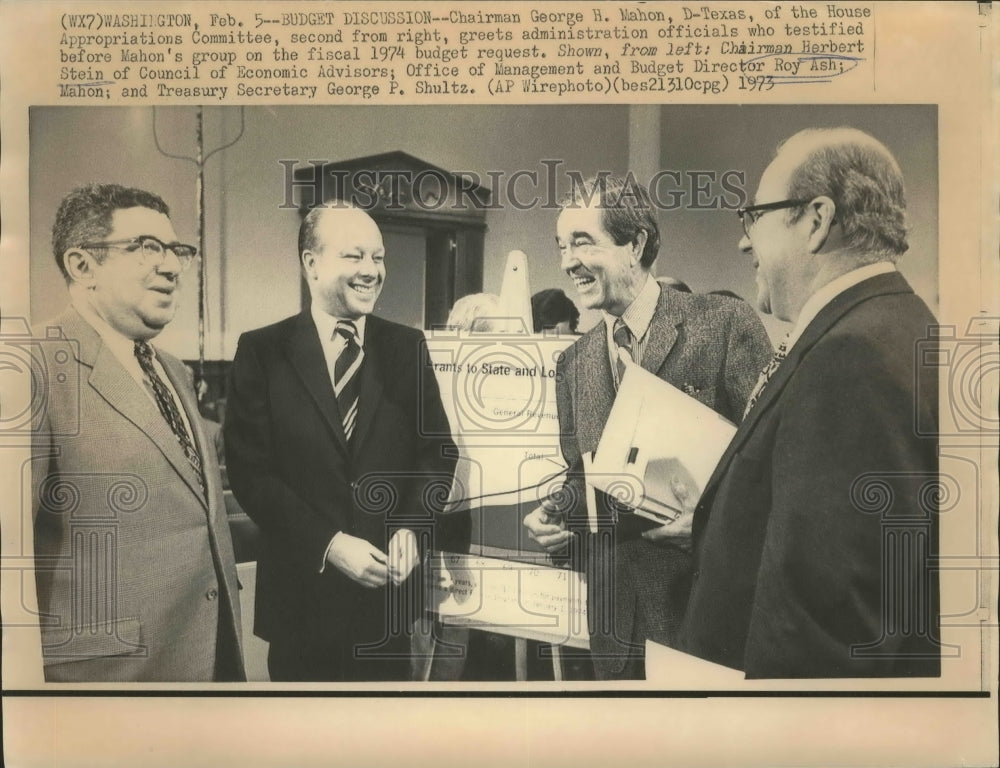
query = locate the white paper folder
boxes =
[588,360,737,523]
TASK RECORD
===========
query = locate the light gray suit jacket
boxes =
[31,307,245,682]
[555,285,772,678]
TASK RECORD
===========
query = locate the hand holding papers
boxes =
[641,475,695,543]
[588,352,737,527]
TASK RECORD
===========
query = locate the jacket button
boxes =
[205,587,218,601]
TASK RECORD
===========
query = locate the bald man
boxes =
[681,128,940,678]
[224,204,461,681]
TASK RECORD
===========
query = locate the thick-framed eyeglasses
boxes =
[736,200,809,238]
[79,235,199,271]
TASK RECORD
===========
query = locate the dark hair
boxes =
[561,175,661,268]
[52,184,170,279]
[781,128,909,260]
[531,288,580,333]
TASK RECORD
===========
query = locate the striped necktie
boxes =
[333,320,363,441]
[742,338,789,419]
[134,340,205,496]
[612,317,634,389]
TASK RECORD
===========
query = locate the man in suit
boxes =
[524,176,772,679]
[31,184,245,682]
[681,127,941,677]
[224,204,460,682]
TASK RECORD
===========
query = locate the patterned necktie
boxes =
[333,320,363,441]
[612,317,634,389]
[134,341,205,496]
[742,338,789,419]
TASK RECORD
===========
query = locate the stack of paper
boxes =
[588,362,737,524]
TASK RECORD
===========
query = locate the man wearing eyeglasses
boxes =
[681,128,941,677]
[30,184,245,682]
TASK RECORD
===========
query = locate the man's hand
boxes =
[640,513,693,542]
[524,496,573,553]
[387,529,419,585]
[642,475,695,544]
[327,532,389,587]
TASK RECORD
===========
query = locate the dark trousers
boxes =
[267,630,413,683]
[214,603,247,682]
[585,535,691,681]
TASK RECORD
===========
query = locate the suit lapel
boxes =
[576,325,616,452]
[59,309,208,506]
[697,272,916,513]
[159,354,214,513]
[574,289,682,452]
[641,288,681,376]
[285,311,350,457]
[351,315,385,455]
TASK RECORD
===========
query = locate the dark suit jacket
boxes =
[224,312,459,667]
[32,308,245,682]
[555,285,772,678]
[682,272,941,678]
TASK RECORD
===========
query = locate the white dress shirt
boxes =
[310,303,367,391]
[602,273,661,386]
[71,297,195,438]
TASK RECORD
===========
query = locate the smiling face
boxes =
[303,207,385,320]
[74,206,183,340]
[556,199,645,316]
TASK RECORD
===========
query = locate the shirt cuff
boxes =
[318,532,340,574]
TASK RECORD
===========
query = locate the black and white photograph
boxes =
[1,2,996,767]
[22,103,944,684]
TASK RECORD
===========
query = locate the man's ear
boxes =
[805,196,837,253]
[63,248,97,287]
[631,230,648,265]
[301,250,316,280]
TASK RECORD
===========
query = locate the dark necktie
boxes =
[612,317,634,389]
[742,338,789,419]
[134,340,205,496]
[333,320,363,441]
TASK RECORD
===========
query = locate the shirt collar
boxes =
[310,303,367,345]
[602,273,660,339]
[787,262,896,350]
[71,295,147,362]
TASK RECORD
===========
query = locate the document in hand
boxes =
[588,361,737,524]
